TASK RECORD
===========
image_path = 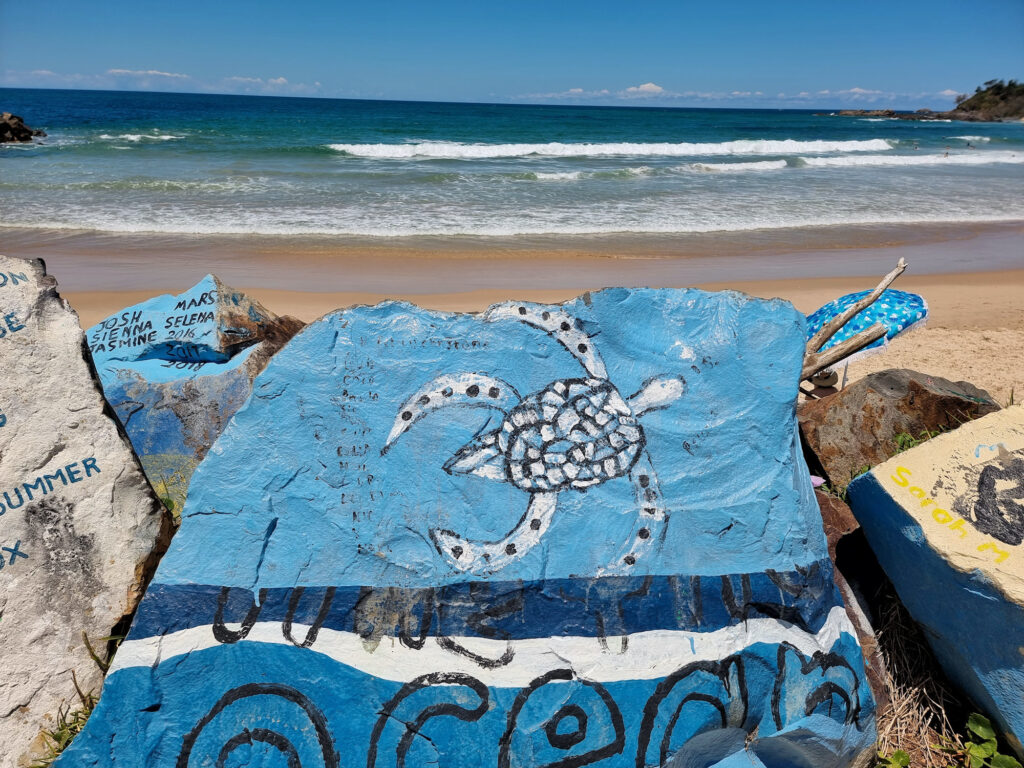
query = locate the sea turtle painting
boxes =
[384,301,686,574]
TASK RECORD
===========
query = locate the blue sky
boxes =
[2,0,1022,108]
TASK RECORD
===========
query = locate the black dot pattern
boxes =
[401,411,412,421]
[466,385,480,397]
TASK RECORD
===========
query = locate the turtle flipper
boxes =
[444,431,506,481]
[431,491,558,573]
[483,302,608,379]
[599,450,669,576]
[627,375,686,415]
[382,373,519,453]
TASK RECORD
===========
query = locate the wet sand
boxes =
[3,220,1022,402]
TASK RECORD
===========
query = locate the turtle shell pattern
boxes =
[498,377,643,492]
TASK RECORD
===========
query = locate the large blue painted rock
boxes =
[86,276,303,510]
[59,289,876,767]
[0,256,170,765]
[848,406,1024,758]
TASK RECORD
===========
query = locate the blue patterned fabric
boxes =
[806,289,927,360]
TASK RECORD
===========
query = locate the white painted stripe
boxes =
[111,607,855,687]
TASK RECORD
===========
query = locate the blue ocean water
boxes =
[1,88,1023,236]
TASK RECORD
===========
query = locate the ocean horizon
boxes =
[2,87,1023,239]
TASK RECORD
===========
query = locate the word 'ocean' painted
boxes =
[86,275,303,510]
[60,288,876,767]
[849,405,1024,758]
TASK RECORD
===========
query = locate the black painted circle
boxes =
[542,311,551,320]
[401,411,412,421]
[442,387,454,397]
[544,703,588,750]
[466,385,480,397]
[560,321,571,331]
[488,387,500,398]
[505,543,516,555]
[518,306,527,315]
[577,344,588,353]
[418,395,430,406]
[451,546,463,559]
[530,518,542,530]
[624,555,636,565]
[639,475,650,488]
[638,528,650,539]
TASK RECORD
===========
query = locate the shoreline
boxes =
[3,219,1022,403]
[1,220,1022,295]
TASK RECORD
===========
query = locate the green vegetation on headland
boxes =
[821,79,1024,122]
[953,79,1024,120]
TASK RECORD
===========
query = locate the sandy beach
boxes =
[4,220,1023,404]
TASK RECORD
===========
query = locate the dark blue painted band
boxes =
[129,564,838,643]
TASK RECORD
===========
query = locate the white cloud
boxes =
[621,82,665,97]
[938,88,959,97]
[840,86,882,95]
[107,68,189,79]
[0,67,320,96]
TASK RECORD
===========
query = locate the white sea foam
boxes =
[97,133,186,142]
[948,135,991,142]
[326,138,893,159]
[533,171,583,181]
[6,209,1023,238]
[689,160,788,172]
[800,151,1023,168]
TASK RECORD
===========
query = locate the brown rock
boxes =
[799,368,1000,490]
[0,112,46,143]
[815,489,889,709]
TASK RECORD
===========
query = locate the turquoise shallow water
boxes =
[2,88,1023,237]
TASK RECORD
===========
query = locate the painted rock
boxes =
[59,289,876,767]
[0,256,171,766]
[848,405,1024,758]
[86,276,303,511]
[799,368,1000,490]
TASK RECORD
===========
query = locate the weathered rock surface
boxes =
[799,368,1000,489]
[815,490,888,710]
[0,112,46,143]
[0,256,170,767]
[87,275,303,510]
[848,406,1024,757]
[60,289,875,767]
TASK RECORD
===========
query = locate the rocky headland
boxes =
[820,78,1024,122]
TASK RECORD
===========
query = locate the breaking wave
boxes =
[799,151,1024,168]
[326,138,894,159]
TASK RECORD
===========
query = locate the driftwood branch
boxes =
[806,257,907,354]
[802,323,888,380]
[801,257,908,381]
